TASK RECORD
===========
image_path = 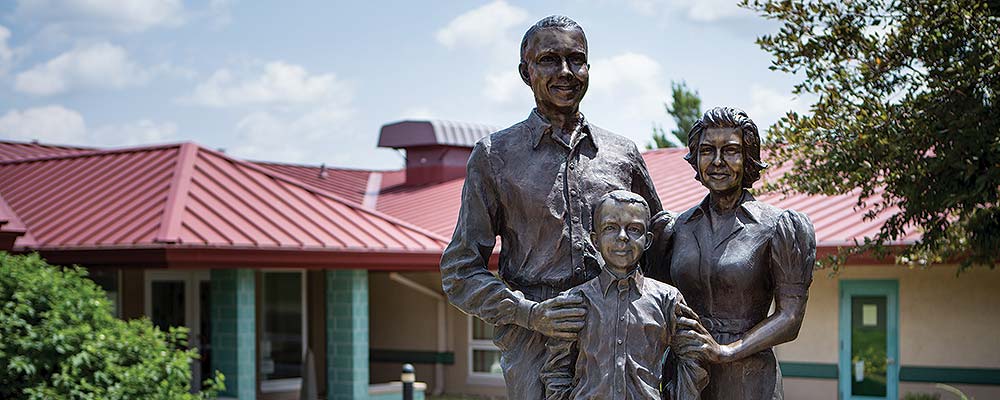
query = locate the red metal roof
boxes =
[0,140,93,161]
[255,161,374,205]
[376,178,466,238]
[0,142,447,268]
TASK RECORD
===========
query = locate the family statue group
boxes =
[440,15,816,400]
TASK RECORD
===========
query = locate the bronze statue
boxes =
[540,190,707,400]
[440,15,662,399]
[649,107,817,399]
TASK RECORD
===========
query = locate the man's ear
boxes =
[519,62,531,86]
[642,232,653,251]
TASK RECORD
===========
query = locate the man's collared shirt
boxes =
[440,109,662,328]
[568,267,683,399]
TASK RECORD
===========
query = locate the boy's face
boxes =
[590,200,652,274]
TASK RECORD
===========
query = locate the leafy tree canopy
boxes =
[743,0,1000,270]
[0,252,223,399]
[650,81,702,149]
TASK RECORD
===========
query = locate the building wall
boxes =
[778,264,1000,399]
[368,272,445,390]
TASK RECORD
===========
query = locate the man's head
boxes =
[518,16,589,116]
[590,190,652,274]
[684,106,768,190]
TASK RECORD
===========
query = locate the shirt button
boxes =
[620,315,625,321]
[572,216,580,223]
[617,339,623,344]
[574,267,583,274]
[570,189,577,195]
[569,163,575,170]
[573,243,582,250]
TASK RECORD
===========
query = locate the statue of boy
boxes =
[440,15,662,398]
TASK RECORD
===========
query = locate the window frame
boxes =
[259,269,308,394]
[467,316,505,382]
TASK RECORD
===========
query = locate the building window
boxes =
[261,271,306,392]
[89,269,120,317]
[469,317,502,377]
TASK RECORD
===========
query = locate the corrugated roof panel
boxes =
[430,120,499,148]
[0,141,93,162]
[0,146,178,247]
[254,161,372,205]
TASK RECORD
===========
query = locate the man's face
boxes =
[519,28,589,114]
[697,127,744,193]
[591,200,651,274]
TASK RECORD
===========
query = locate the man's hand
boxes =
[529,292,586,340]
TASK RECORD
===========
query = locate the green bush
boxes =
[0,252,223,399]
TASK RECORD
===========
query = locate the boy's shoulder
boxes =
[642,276,684,302]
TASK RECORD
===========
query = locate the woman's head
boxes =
[684,106,768,190]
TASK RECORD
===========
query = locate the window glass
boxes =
[469,317,502,376]
[89,269,119,317]
[261,271,303,381]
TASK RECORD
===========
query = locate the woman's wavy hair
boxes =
[683,106,768,188]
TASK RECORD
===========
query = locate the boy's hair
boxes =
[591,190,650,231]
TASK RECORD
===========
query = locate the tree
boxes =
[650,81,702,149]
[0,252,224,399]
[743,0,1000,270]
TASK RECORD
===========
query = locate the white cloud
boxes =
[626,0,749,21]
[744,84,812,133]
[91,119,178,146]
[185,61,349,107]
[0,105,87,143]
[0,105,177,147]
[0,25,13,75]
[15,0,184,32]
[436,0,529,58]
[482,70,527,104]
[398,107,437,120]
[14,42,152,96]
[587,52,670,123]
[231,104,355,163]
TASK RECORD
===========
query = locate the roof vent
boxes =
[378,120,497,186]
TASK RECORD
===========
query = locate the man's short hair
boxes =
[520,15,587,64]
[683,106,769,188]
[591,190,650,231]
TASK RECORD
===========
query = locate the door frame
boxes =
[144,270,211,390]
[839,279,899,400]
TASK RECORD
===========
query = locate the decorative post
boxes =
[401,364,414,400]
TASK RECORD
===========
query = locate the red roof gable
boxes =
[0,142,447,269]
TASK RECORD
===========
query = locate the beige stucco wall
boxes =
[777,264,1000,367]
[368,272,443,388]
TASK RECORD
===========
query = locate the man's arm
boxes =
[440,141,535,328]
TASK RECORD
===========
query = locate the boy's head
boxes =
[590,190,652,274]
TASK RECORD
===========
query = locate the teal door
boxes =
[839,280,899,400]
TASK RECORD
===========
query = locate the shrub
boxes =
[0,252,223,399]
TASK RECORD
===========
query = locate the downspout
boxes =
[388,273,447,396]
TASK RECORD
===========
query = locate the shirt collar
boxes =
[526,108,597,150]
[599,264,645,297]
[683,189,761,224]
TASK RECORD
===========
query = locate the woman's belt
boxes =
[701,317,757,335]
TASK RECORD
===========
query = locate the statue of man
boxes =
[440,15,662,398]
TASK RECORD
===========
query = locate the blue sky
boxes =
[0,0,811,170]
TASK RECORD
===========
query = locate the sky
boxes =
[0,0,812,170]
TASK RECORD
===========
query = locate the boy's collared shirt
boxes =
[568,266,684,399]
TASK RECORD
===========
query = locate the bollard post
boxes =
[401,363,415,400]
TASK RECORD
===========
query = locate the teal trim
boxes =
[780,362,839,379]
[327,270,369,400]
[210,269,256,400]
[839,280,899,400]
[370,349,455,365]
[900,366,1000,385]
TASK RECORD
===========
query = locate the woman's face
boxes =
[697,127,743,194]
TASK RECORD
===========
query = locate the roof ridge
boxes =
[154,143,199,243]
[197,146,450,244]
[0,142,185,165]
[0,139,94,150]
[253,159,399,173]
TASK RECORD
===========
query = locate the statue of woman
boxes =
[649,107,816,399]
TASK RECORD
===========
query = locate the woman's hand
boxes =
[673,303,736,364]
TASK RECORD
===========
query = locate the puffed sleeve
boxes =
[644,209,677,284]
[770,210,817,299]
